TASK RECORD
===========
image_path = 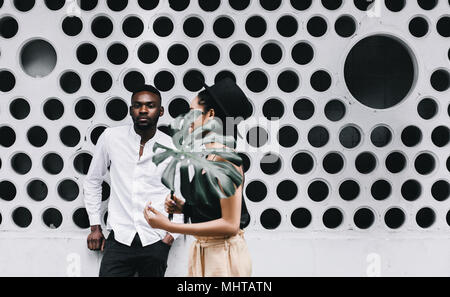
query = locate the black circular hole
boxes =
[75,98,95,120]
[417,98,438,120]
[20,39,57,78]
[401,179,422,201]
[278,70,299,93]
[73,153,92,175]
[0,70,16,92]
[169,0,189,11]
[308,180,329,202]
[355,152,377,174]
[261,42,283,65]
[416,207,435,229]
[245,180,267,202]
[432,180,450,202]
[354,0,375,11]
[311,70,331,92]
[0,180,16,201]
[154,16,173,37]
[60,71,81,94]
[27,126,48,147]
[43,208,63,229]
[12,207,32,228]
[277,15,298,37]
[0,126,16,148]
[323,152,344,174]
[107,43,128,65]
[73,208,90,229]
[45,0,65,10]
[431,69,450,92]
[385,152,407,174]
[308,126,329,148]
[90,126,107,145]
[77,43,97,65]
[354,208,375,229]
[27,179,48,202]
[123,70,145,93]
[183,16,204,38]
[138,42,159,64]
[335,15,356,38]
[230,43,252,66]
[307,16,328,37]
[78,0,98,11]
[42,153,64,175]
[60,126,81,147]
[167,44,189,66]
[198,43,220,66]
[10,98,30,120]
[294,98,314,120]
[401,125,422,147]
[278,126,298,148]
[384,207,405,229]
[260,0,281,10]
[199,0,220,11]
[229,0,250,10]
[322,0,342,10]
[107,0,128,11]
[263,98,285,120]
[339,180,360,201]
[169,98,190,118]
[323,208,343,229]
[215,71,236,84]
[345,35,415,109]
[385,0,406,12]
[91,70,113,93]
[58,179,79,201]
[372,179,391,201]
[325,99,346,122]
[154,70,175,92]
[371,126,392,147]
[292,42,314,65]
[432,126,450,147]
[246,70,268,93]
[14,0,35,11]
[11,153,32,175]
[291,0,312,10]
[238,153,251,173]
[409,16,429,38]
[437,16,450,37]
[246,126,269,148]
[0,16,19,39]
[260,208,282,230]
[260,153,282,175]
[106,98,128,121]
[62,16,82,37]
[292,152,314,175]
[183,70,204,92]
[415,152,436,175]
[91,16,113,39]
[417,0,437,10]
[43,98,64,120]
[122,16,144,38]
[291,208,312,228]
[245,16,267,38]
[138,0,159,10]
[277,180,298,201]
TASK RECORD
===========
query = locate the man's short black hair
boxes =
[131,84,162,104]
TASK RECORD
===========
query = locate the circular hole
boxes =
[307,16,328,37]
[138,0,159,10]
[10,98,30,120]
[90,126,107,145]
[20,39,57,78]
[335,15,356,38]
[291,208,312,228]
[75,98,95,120]
[45,0,65,10]
[77,43,98,65]
[430,69,450,92]
[245,16,267,38]
[101,181,111,201]
[278,70,299,93]
[437,16,450,37]
[371,126,392,147]
[58,179,79,201]
[238,152,251,173]
[73,208,90,229]
[0,180,16,201]
[354,208,375,229]
[183,69,204,92]
[294,98,315,120]
[107,0,128,11]
[62,16,82,37]
[42,153,64,175]
[215,71,236,84]
[277,15,298,37]
[325,99,346,122]
[322,0,342,10]
[292,42,314,65]
[78,0,98,11]
[372,179,391,201]
[60,71,81,94]
[278,125,298,148]
[339,179,360,201]
[409,16,429,38]
[323,152,344,174]
[401,179,422,201]
[138,42,159,64]
[60,126,81,147]
[291,0,312,10]
[345,35,415,109]
[91,16,113,39]
[417,98,438,120]
[229,0,250,10]
[27,126,48,147]
[308,180,329,202]
[355,152,377,174]
[122,16,144,38]
[199,0,220,11]
[106,98,128,121]
[230,43,252,66]
[0,16,19,39]
[11,153,31,175]
[43,98,64,120]
[91,70,113,93]
[123,70,145,92]
[401,125,422,147]
[260,208,282,230]
[385,0,406,12]
[261,42,283,65]
[153,16,173,37]
[169,98,190,118]
[415,152,436,175]
[432,180,450,202]
[277,180,298,201]
[384,207,405,229]
[183,16,204,38]
[311,70,331,92]
[198,43,220,66]
[14,0,35,11]
[417,0,438,10]
[154,70,175,92]
[73,153,92,175]
[12,207,32,228]
[308,126,329,148]
[42,208,63,229]
[168,44,189,66]
[263,98,285,120]
[246,70,268,93]
[107,43,128,65]
[259,0,281,10]
[27,179,48,202]
[246,126,269,148]
[0,70,16,92]
[292,152,315,174]
[323,208,343,229]
[0,126,16,148]
[416,207,435,228]
[260,153,282,175]
[354,0,375,10]
[245,180,267,202]
[385,152,407,174]
[169,0,189,11]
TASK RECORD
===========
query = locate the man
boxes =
[83,84,183,277]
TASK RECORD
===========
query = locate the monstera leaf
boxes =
[152,109,243,208]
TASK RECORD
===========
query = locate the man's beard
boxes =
[134,118,157,130]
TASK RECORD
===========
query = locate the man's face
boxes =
[129,91,164,130]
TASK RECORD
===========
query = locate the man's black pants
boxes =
[99,231,171,277]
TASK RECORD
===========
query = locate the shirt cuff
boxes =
[88,214,102,227]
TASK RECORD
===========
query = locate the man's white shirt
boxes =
[83,124,183,247]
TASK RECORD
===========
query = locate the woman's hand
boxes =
[144,202,171,230]
[165,193,185,214]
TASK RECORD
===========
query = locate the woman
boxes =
[144,78,253,277]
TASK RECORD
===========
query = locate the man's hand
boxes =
[87,225,105,251]
[165,193,185,214]
[162,233,174,246]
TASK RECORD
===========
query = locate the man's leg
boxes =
[136,240,171,277]
[99,232,137,277]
